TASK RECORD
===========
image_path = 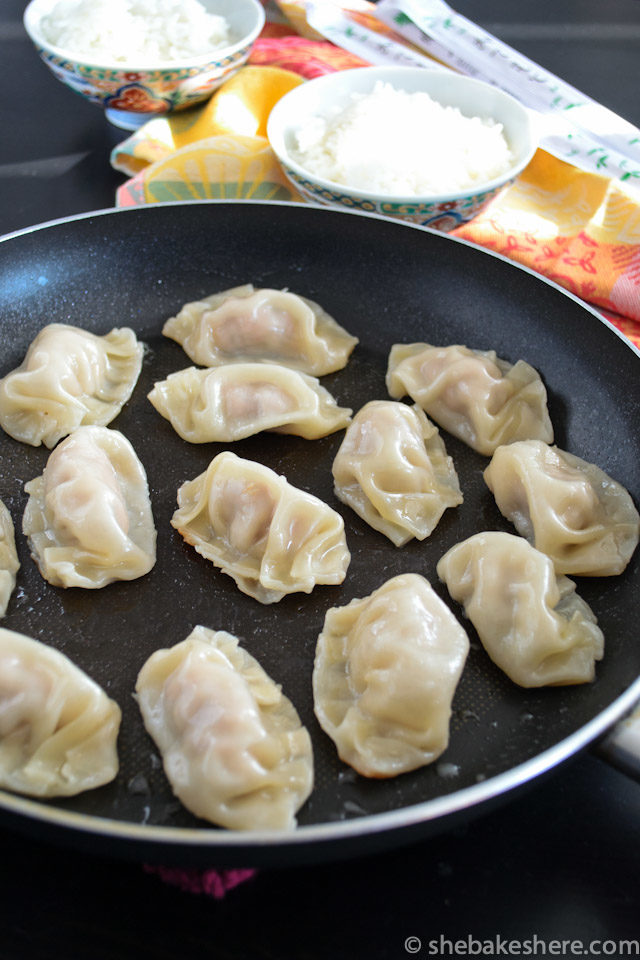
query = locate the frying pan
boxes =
[0,200,639,867]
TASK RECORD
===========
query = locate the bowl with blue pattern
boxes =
[267,66,537,232]
[23,0,265,130]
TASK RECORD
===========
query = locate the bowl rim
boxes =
[23,0,265,73]
[267,65,538,206]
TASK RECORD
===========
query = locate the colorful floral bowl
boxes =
[267,66,537,232]
[23,0,265,130]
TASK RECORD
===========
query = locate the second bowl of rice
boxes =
[23,0,265,129]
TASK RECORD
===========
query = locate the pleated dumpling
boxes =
[171,451,350,603]
[23,425,156,589]
[0,323,143,448]
[437,531,604,687]
[386,343,553,456]
[162,284,358,375]
[312,573,469,777]
[0,627,121,797]
[0,500,20,617]
[484,440,640,576]
[135,626,314,831]
[148,362,352,442]
[332,400,462,546]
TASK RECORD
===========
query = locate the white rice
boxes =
[292,81,514,196]
[40,0,232,64]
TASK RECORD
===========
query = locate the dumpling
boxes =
[0,323,143,448]
[386,343,553,456]
[23,425,156,589]
[484,440,640,576]
[171,451,350,603]
[0,627,121,797]
[332,400,462,546]
[312,573,469,777]
[148,362,352,442]
[437,531,604,687]
[135,626,313,831]
[162,284,358,375]
[0,500,20,617]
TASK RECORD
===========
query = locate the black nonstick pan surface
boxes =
[0,201,639,867]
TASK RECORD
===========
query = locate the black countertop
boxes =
[1,1,640,956]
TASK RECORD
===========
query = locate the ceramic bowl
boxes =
[267,66,537,232]
[23,0,265,130]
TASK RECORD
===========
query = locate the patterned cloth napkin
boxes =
[111,6,640,349]
[144,864,257,898]
[111,2,638,899]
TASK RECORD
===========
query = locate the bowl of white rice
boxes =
[23,0,265,130]
[267,67,537,231]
